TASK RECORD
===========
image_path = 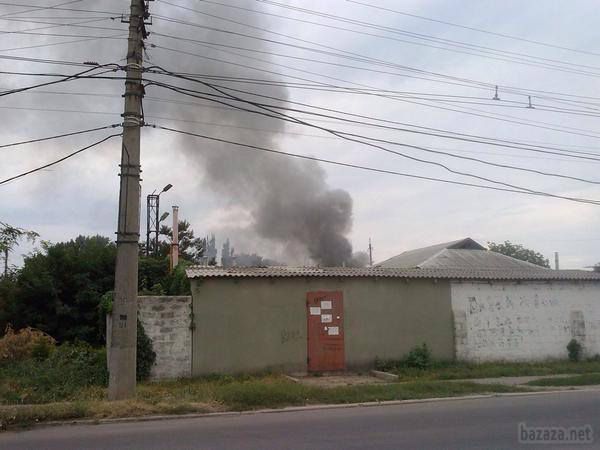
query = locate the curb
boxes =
[34,387,600,430]
[370,370,399,382]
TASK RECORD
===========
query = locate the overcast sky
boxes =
[2,0,600,269]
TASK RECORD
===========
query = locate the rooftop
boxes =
[376,237,547,271]
[186,266,600,281]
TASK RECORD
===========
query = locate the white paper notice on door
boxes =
[321,300,332,310]
[309,307,321,315]
[321,314,332,323]
[327,326,339,336]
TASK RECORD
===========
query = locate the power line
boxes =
[12,63,594,163]
[150,124,600,206]
[0,2,121,16]
[0,54,97,67]
[7,78,599,154]
[0,16,115,36]
[0,15,111,20]
[0,30,126,39]
[146,77,600,196]
[2,98,598,164]
[0,124,120,149]
[0,0,82,19]
[190,79,600,190]
[149,42,600,139]
[0,65,122,97]
[345,0,600,58]
[0,133,121,186]
[0,13,124,40]
[0,30,126,52]
[151,13,499,91]
[147,39,600,118]
[152,5,600,103]
[145,69,600,160]
[4,95,595,165]
[143,67,600,113]
[181,0,600,78]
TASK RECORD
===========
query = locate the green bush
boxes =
[375,343,432,372]
[30,338,54,361]
[136,319,156,381]
[404,343,432,369]
[99,291,156,381]
[567,339,582,362]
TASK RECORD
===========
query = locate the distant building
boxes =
[221,238,235,267]
[376,237,543,270]
[204,234,217,264]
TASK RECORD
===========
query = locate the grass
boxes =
[0,342,107,405]
[0,374,529,429]
[527,373,600,387]
[4,355,599,429]
[380,360,600,381]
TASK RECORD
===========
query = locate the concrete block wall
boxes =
[451,281,600,362]
[138,296,192,379]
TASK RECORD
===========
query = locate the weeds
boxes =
[527,373,600,387]
[375,359,600,381]
[0,376,529,428]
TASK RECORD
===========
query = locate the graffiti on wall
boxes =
[452,282,600,361]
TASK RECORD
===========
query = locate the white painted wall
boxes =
[451,281,600,362]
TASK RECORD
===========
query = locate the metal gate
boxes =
[306,291,345,372]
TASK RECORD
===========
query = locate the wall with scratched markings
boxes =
[451,281,600,361]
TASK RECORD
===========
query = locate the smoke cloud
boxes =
[157,0,357,266]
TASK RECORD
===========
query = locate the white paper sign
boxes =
[309,307,321,315]
[321,300,332,310]
[327,326,339,336]
[321,314,332,323]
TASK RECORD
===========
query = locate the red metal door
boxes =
[306,291,345,372]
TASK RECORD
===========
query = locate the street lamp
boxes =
[146,184,173,256]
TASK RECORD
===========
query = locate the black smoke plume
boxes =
[153,1,358,265]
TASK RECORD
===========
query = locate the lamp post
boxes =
[146,184,172,256]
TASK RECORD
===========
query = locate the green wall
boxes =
[191,277,454,375]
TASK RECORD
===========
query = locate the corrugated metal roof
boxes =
[376,238,546,272]
[377,237,486,268]
[418,249,547,270]
[186,266,600,281]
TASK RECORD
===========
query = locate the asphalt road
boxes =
[2,391,600,450]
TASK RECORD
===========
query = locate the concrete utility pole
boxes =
[555,252,560,270]
[171,205,179,270]
[108,0,149,400]
[368,238,373,267]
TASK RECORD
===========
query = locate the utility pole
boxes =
[171,205,179,271]
[368,238,373,266]
[555,252,560,270]
[108,0,150,401]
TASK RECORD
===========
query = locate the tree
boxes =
[2,234,192,344]
[158,220,206,263]
[0,222,38,277]
[7,236,116,344]
[487,241,550,268]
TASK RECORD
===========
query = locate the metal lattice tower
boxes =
[146,194,159,256]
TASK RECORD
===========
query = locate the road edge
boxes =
[31,387,597,430]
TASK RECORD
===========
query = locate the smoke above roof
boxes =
[158,0,358,266]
